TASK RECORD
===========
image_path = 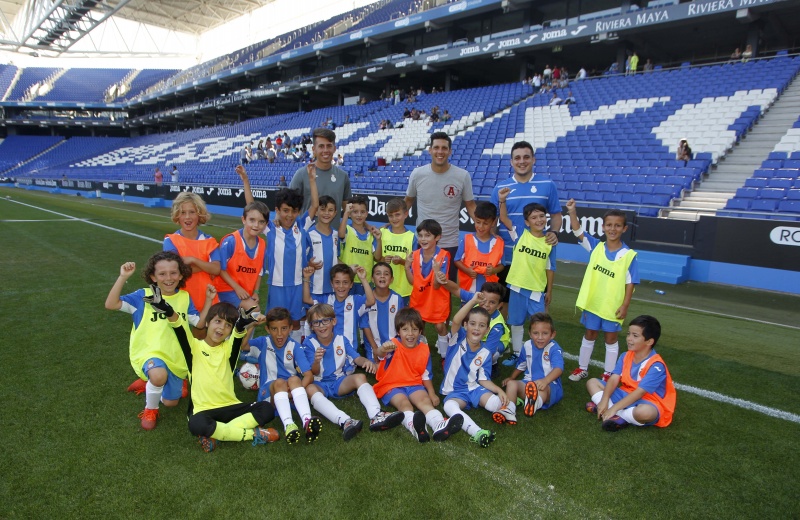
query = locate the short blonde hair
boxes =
[171,192,210,225]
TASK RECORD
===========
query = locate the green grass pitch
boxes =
[1,187,798,519]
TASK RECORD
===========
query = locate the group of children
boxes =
[105,163,676,452]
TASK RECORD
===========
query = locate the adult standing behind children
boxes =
[405,131,476,280]
[490,141,561,364]
[290,128,351,228]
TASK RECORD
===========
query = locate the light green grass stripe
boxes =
[562,352,800,424]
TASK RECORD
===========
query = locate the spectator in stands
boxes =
[742,44,753,62]
[577,67,587,80]
[257,140,266,160]
[643,59,653,73]
[543,65,552,86]
[405,131,476,282]
[625,54,632,75]
[171,166,179,184]
[379,120,388,130]
[676,139,692,163]
[154,167,163,186]
[559,67,570,88]
[442,110,451,122]
[564,91,576,105]
[629,52,639,75]
[532,74,542,92]
[240,144,249,165]
[403,107,411,119]
[730,48,742,62]
[411,108,421,121]
[552,66,561,86]
[608,61,619,75]
[549,92,563,106]
[266,147,276,163]
[289,127,351,228]
[276,135,283,148]
[278,175,288,187]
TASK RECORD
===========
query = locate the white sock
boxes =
[484,394,502,413]
[444,399,480,436]
[604,342,619,373]
[507,401,517,415]
[273,391,294,428]
[425,409,445,430]
[578,336,595,370]
[535,395,543,412]
[591,391,604,406]
[290,329,302,344]
[357,383,381,419]
[310,392,349,426]
[511,325,524,356]
[617,407,644,426]
[145,381,163,409]
[403,411,416,433]
[291,387,312,423]
[436,335,449,357]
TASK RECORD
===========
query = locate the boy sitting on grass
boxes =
[372,308,462,443]
[302,303,403,441]
[500,313,564,424]
[152,283,278,452]
[585,315,676,431]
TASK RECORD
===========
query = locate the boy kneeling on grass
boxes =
[149,283,278,452]
[585,315,676,432]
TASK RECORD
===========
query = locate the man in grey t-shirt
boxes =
[405,131,476,280]
[289,128,351,228]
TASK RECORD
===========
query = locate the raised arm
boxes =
[338,202,352,239]
[236,165,254,205]
[105,262,136,310]
[355,265,375,307]
[565,199,584,240]
[302,265,315,304]
[306,162,319,220]
[451,292,480,336]
[497,187,513,232]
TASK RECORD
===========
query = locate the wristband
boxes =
[573,228,583,237]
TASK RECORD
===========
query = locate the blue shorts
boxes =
[310,376,353,399]
[257,376,302,402]
[217,290,241,307]
[600,381,659,425]
[141,357,183,401]
[507,290,545,326]
[523,379,563,410]
[580,310,622,333]
[444,387,490,410]
[268,284,304,320]
[380,385,427,406]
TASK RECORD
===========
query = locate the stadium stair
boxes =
[635,251,691,284]
[665,72,800,221]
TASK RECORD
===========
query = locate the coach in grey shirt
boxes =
[290,127,351,228]
[405,131,476,278]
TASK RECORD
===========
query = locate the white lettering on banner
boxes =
[770,227,800,246]
[395,60,409,68]
[117,184,126,190]
[218,188,232,196]
[688,0,734,16]
[252,190,267,198]
[313,42,324,50]
[482,43,495,51]
[596,18,632,32]
[394,17,410,27]
[498,38,520,49]
[349,30,363,40]
[281,52,291,59]
[460,45,480,56]
[136,184,145,192]
[170,185,179,192]
[368,196,386,216]
[570,25,588,35]
[541,29,567,42]
[191,187,204,194]
[206,188,215,195]
[636,10,669,24]
[524,34,538,43]
[426,54,440,62]
[448,2,466,13]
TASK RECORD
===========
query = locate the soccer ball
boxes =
[263,427,280,443]
[237,362,260,390]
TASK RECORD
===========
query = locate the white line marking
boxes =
[553,283,800,331]
[5,199,161,244]
[561,352,800,424]
[1,218,88,222]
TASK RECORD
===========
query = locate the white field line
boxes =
[6,197,800,425]
[552,283,800,331]
[436,443,605,519]
[1,218,87,222]
[561,352,800,424]
[3,198,161,244]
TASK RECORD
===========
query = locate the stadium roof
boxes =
[0,0,274,57]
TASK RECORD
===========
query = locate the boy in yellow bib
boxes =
[565,199,639,382]
[497,188,556,366]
